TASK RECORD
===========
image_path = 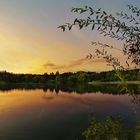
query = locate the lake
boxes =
[0,84,140,140]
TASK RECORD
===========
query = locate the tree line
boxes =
[0,69,139,84]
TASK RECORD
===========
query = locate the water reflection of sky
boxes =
[0,90,140,140]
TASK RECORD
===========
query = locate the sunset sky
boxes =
[0,0,139,74]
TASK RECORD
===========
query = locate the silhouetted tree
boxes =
[58,5,140,69]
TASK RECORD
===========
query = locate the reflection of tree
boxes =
[113,83,140,106]
[0,83,139,95]
[131,94,140,106]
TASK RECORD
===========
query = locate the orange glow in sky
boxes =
[0,0,137,74]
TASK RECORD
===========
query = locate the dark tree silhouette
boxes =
[58,5,140,69]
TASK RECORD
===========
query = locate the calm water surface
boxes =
[0,88,140,140]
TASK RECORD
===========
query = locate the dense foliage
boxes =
[0,69,139,84]
[82,116,140,140]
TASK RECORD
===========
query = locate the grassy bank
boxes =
[89,81,140,85]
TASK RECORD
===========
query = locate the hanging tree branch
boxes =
[58,5,140,68]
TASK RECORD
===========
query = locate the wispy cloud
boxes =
[43,58,106,71]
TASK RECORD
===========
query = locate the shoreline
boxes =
[89,81,140,85]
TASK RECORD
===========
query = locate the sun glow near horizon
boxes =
[0,17,113,74]
[0,0,139,74]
